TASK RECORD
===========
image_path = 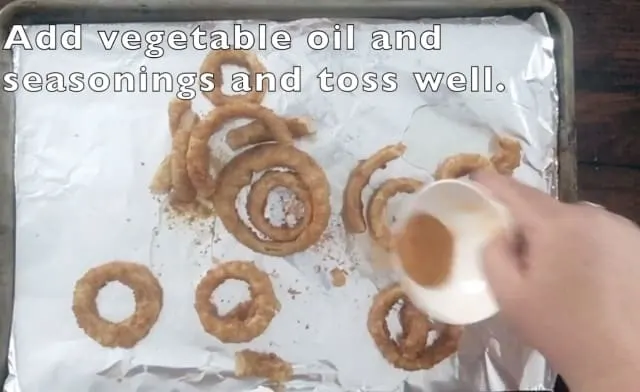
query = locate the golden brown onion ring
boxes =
[434,153,494,180]
[169,99,200,204]
[366,177,423,251]
[72,261,163,348]
[187,103,293,198]
[490,136,522,175]
[235,349,293,385]
[213,143,330,257]
[227,116,315,150]
[396,301,430,360]
[246,170,312,242]
[149,99,195,195]
[342,143,407,234]
[367,283,463,370]
[220,300,254,321]
[199,49,267,106]
[194,261,280,343]
[149,99,200,200]
[149,156,173,195]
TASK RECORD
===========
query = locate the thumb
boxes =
[482,231,525,307]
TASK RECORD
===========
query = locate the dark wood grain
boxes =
[566,1,640,167]
[557,0,640,391]
[580,164,640,221]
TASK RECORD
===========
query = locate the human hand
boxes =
[472,171,640,392]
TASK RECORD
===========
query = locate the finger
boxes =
[482,231,526,307]
[470,170,554,225]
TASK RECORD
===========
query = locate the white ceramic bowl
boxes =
[390,179,511,325]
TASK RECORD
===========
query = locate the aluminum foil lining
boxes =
[7,13,558,392]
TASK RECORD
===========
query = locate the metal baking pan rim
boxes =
[0,0,575,389]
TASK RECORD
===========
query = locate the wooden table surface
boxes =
[553,1,640,391]
[1,0,637,391]
[564,0,640,224]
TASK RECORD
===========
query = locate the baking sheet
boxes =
[7,14,558,392]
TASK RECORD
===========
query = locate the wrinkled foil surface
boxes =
[7,14,558,392]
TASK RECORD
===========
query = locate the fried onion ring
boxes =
[219,300,257,323]
[149,98,198,195]
[149,99,200,200]
[396,302,430,359]
[169,99,200,204]
[187,103,293,198]
[246,170,312,242]
[149,155,172,194]
[213,143,330,257]
[72,261,163,348]
[342,143,407,234]
[199,49,267,106]
[434,153,494,180]
[366,177,423,251]
[194,261,280,343]
[235,349,293,385]
[490,136,522,175]
[149,100,220,218]
[227,116,315,150]
[367,283,463,370]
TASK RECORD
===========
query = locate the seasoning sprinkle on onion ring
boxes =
[199,49,267,106]
[367,177,423,251]
[194,261,280,343]
[187,103,293,198]
[213,143,330,257]
[72,261,163,348]
[227,116,315,151]
[342,143,407,234]
[367,283,463,370]
[246,170,312,242]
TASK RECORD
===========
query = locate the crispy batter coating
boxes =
[367,284,463,370]
[150,98,198,196]
[342,143,407,234]
[235,349,293,385]
[220,300,254,321]
[194,261,280,343]
[246,170,312,242]
[366,177,423,251]
[72,261,163,348]
[396,302,430,359]
[213,143,331,257]
[187,103,293,198]
[169,99,200,204]
[434,153,494,180]
[199,49,268,106]
[490,136,522,175]
[149,99,218,218]
[149,155,172,194]
[227,116,315,150]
